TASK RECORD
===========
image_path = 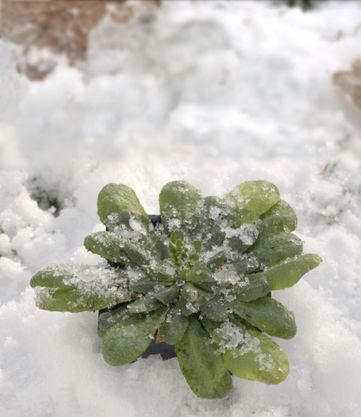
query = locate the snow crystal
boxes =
[211,320,261,356]
[224,223,259,246]
[256,353,275,372]
[166,218,181,230]
[213,264,241,285]
[128,215,148,234]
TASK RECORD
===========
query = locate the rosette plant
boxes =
[31,180,321,398]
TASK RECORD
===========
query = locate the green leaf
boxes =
[248,232,303,267]
[175,316,232,399]
[150,261,177,285]
[201,196,227,248]
[97,183,150,230]
[250,253,322,290]
[34,285,129,313]
[30,265,74,289]
[184,264,215,288]
[199,316,219,335]
[223,329,289,384]
[127,295,162,314]
[159,306,189,344]
[123,241,151,267]
[224,223,260,254]
[258,200,297,237]
[31,265,130,312]
[101,307,167,366]
[231,275,271,302]
[224,180,280,227]
[211,264,269,302]
[128,277,157,293]
[231,297,296,339]
[154,285,179,305]
[189,240,202,265]
[206,251,227,272]
[234,253,261,275]
[177,283,202,316]
[145,232,169,261]
[84,231,127,263]
[159,181,203,235]
[98,304,130,337]
[169,230,188,266]
[200,295,229,321]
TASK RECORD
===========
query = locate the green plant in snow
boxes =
[30,180,321,399]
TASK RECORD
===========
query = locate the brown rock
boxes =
[1,0,160,80]
[333,59,361,111]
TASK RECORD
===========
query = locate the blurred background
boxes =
[0,2,361,417]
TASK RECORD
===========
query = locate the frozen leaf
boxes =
[34,285,129,313]
[30,264,75,289]
[184,264,215,288]
[123,241,151,267]
[224,180,280,226]
[127,294,162,314]
[223,329,289,384]
[212,265,270,302]
[160,306,189,344]
[97,183,150,230]
[200,295,229,321]
[176,316,232,398]
[209,320,249,353]
[231,275,271,302]
[201,196,227,247]
[101,307,167,366]
[150,261,177,284]
[248,232,303,267]
[232,296,296,339]
[177,283,202,316]
[250,253,322,290]
[234,253,261,274]
[31,264,130,312]
[226,223,259,253]
[258,200,297,237]
[145,232,169,260]
[84,231,127,263]
[159,181,203,235]
[128,276,158,293]
[154,285,179,305]
[205,251,226,272]
[98,304,130,337]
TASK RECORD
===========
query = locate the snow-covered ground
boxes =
[1,1,361,416]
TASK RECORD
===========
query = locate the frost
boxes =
[185,301,198,314]
[209,206,223,220]
[126,267,146,283]
[256,353,275,371]
[213,265,241,285]
[167,218,181,230]
[106,212,122,228]
[212,321,260,356]
[224,223,259,245]
[129,214,149,234]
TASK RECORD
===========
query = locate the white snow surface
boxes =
[1,1,361,416]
